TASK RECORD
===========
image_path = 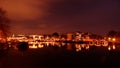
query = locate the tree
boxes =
[106,30,117,38]
[0,8,10,43]
[52,32,59,38]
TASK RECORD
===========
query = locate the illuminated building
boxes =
[7,34,28,42]
[66,33,73,41]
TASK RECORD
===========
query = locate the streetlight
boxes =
[112,38,116,42]
[112,38,116,46]
[108,37,111,41]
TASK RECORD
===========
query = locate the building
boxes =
[66,33,73,41]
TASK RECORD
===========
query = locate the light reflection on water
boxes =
[1,42,120,68]
[12,42,120,52]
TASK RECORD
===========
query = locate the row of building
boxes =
[6,32,112,46]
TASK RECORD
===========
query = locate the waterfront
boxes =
[0,42,120,68]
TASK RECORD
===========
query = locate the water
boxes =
[0,42,120,68]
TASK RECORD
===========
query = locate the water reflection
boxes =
[0,42,120,68]
[10,41,120,52]
[17,42,29,52]
[75,44,90,52]
[29,44,44,49]
[0,43,9,60]
[108,45,116,51]
[66,43,72,51]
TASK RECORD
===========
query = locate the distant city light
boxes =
[112,45,116,50]
[108,37,111,40]
[112,38,116,41]
[108,46,111,51]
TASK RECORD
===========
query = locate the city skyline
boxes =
[0,0,120,35]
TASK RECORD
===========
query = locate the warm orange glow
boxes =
[75,44,81,52]
[29,44,38,49]
[108,46,111,51]
[108,37,111,40]
[86,46,89,50]
[38,44,44,48]
[112,45,116,50]
[112,38,116,41]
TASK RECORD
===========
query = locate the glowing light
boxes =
[102,41,108,47]
[108,37,111,40]
[112,45,116,50]
[108,46,111,51]
[112,38,116,41]
[75,44,81,52]
[29,44,38,49]
[61,43,65,46]
[38,44,44,48]
[76,48,81,52]
[86,46,89,50]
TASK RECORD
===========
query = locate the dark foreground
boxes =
[0,43,120,68]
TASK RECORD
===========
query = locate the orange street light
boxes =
[112,38,116,42]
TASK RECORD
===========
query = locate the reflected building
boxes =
[66,43,72,51]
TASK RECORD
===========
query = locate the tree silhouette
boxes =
[52,32,59,38]
[0,8,10,42]
[107,30,117,38]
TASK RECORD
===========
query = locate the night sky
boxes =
[0,0,120,35]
